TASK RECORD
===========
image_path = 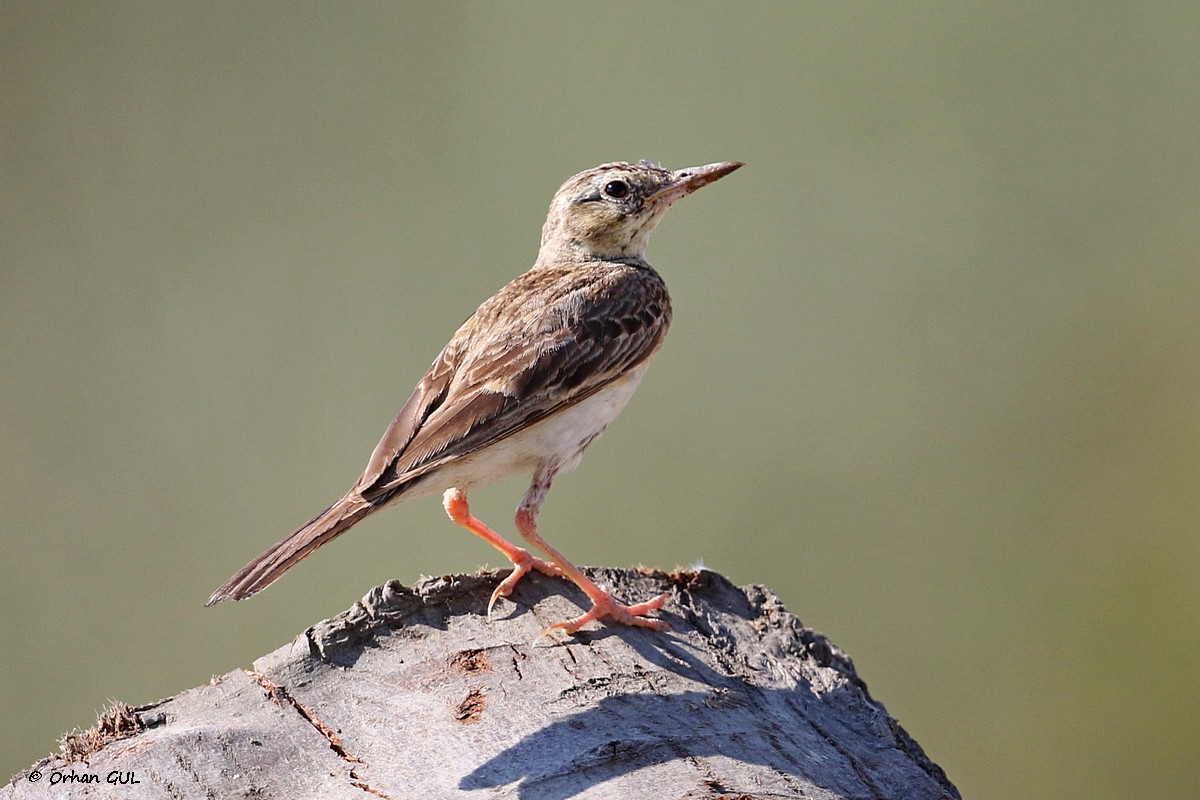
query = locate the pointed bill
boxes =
[647,161,744,205]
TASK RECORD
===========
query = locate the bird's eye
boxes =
[604,180,630,199]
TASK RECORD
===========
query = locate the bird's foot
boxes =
[488,550,564,616]
[541,590,671,637]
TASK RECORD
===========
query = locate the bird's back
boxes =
[355,259,671,504]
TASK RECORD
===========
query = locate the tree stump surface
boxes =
[4,568,959,799]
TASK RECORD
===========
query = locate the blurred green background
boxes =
[3,3,1198,797]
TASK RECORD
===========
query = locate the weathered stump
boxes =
[4,568,958,799]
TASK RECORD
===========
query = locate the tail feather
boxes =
[206,494,374,605]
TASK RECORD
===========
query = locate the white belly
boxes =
[397,362,651,502]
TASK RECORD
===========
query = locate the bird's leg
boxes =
[442,487,563,615]
[515,472,669,636]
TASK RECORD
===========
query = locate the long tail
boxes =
[206,493,375,605]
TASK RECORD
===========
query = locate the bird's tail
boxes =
[206,493,375,605]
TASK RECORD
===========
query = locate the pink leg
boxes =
[443,488,563,615]
[515,472,669,636]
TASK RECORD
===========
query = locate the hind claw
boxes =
[540,591,670,637]
[488,552,563,615]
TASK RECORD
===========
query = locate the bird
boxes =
[207,159,742,635]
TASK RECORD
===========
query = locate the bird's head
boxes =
[538,160,743,263]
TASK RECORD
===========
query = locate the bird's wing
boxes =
[355,264,670,503]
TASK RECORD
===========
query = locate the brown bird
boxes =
[207,159,742,634]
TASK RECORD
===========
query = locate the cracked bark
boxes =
[3,568,959,800]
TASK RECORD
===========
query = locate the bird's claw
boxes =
[487,551,563,616]
[540,591,671,637]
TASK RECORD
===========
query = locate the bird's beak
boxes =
[648,161,744,205]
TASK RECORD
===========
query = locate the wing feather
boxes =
[356,262,670,503]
